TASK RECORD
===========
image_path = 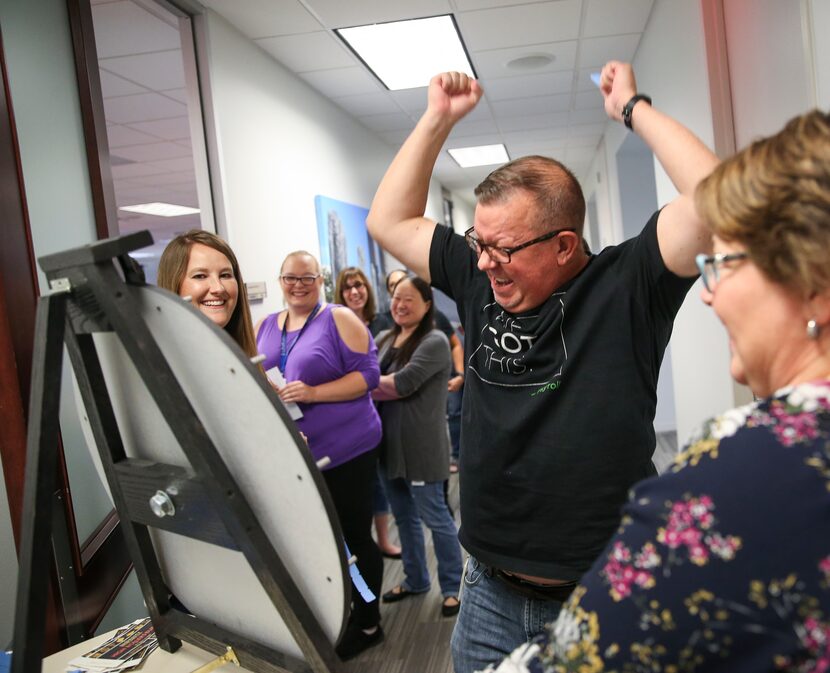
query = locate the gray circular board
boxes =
[74,284,348,661]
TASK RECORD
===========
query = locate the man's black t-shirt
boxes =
[429,211,695,579]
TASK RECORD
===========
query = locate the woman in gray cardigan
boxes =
[372,276,463,617]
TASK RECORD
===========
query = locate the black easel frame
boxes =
[12,232,348,673]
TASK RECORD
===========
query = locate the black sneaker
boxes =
[335,623,384,661]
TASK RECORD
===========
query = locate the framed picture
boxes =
[314,195,389,309]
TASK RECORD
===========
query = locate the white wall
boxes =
[0,0,150,644]
[724,0,815,147]
[203,11,436,322]
[810,0,830,109]
[637,0,738,445]
[586,0,736,445]
[615,135,677,434]
[448,190,476,235]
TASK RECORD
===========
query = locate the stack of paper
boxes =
[66,618,158,673]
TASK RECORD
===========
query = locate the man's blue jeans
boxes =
[384,478,463,597]
[450,556,563,673]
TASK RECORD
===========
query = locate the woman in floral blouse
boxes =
[482,110,830,673]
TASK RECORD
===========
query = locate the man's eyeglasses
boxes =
[280,274,320,286]
[464,227,575,264]
[344,280,365,291]
[695,252,748,292]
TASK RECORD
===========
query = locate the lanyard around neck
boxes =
[279,303,321,374]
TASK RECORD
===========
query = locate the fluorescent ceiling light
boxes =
[448,144,509,168]
[336,15,475,91]
[119,202,200,217]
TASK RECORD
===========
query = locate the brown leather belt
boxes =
[489,567,577,602]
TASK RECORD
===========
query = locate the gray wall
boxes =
[0,0,146,640]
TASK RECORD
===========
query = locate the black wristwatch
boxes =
[622,94,652,130]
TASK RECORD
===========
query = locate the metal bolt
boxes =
[149,490,176,518]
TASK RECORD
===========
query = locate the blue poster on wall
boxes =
[314,195,389,308]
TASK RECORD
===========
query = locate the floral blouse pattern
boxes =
[482,381,830,673]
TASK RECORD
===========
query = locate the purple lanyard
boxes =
[279,303,321,374]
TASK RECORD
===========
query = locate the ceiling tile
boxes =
[569,121,609,136]
[570,107,608,124]
[99,70,147,98]
[491,94,570,117]
[359,112,416,132]
[103,92,186,124]
[333,92,401,116]
[565,146,598,163]
[573,90,604,110]
[497,111,570,132]
[583,0,653,38]
[447,118,500,137]
[307,0,452,29]
[129,0,651,194]
[456,1,582,52]
[505,140,567,158]
[100,50,185,91]
[453,0,536,10]
[444,133,504,150]
[300,67,383,98]
[120,173,196,188]
[577,33,642,69]
[199,0,320,39]
[112,162,166,179]
[575,67,603,92]
[127,117,193,141]
[471,41,578,79]
[147,157,199,174]
[91,1,180,59]
[388,87,429,114]
[106,124,160,147]
[112,142,192,163]
[256,31,355,72]
[482,71,574,101]
[502,125,571,146]
[566,134,601,149]
[159,88,189,103]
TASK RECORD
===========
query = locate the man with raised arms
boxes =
[366,62,719,673]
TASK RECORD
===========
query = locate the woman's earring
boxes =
[807,319,821,340]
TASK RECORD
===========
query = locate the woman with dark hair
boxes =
[335,267,401,560]
[157,229,257,357]
[373,276,463,617]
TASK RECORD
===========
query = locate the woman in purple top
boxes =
[255,250,384,660]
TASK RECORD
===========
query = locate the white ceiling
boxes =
[91,0,654,241]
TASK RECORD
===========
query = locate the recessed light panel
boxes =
[119,202,200,217]
[336,15,475,91]
[448,144,509,168]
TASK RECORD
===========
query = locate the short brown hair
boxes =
[696,110,830,300]
[335,267,377,322]
[474,155,586,235]
[157,230,258,357]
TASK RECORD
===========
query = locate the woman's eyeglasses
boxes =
[280,274,320,286]
[695,252,748,292]
[344,280,365,291]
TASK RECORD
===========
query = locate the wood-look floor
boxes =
[346,474,461,673]
[347,431,679,672]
